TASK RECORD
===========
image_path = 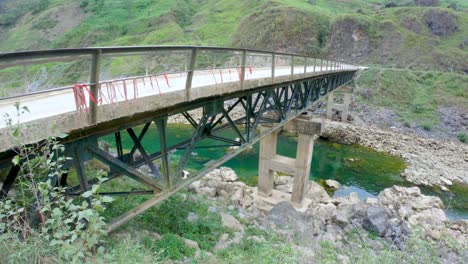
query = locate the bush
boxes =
[457,131,468,143]
[0,104,112,262]
[422,122,434,131]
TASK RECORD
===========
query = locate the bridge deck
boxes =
[0,67,356,155]
[0,46,359,157]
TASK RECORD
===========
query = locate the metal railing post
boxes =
[313,58,316,72]
[23,65,29,93]
[240,50,247,89]
[320,58,323,71]
[185,48,198,101]
[291,55,294,76]
[89,49,102,124]
[271,53,275,81]
[304,57,307,73]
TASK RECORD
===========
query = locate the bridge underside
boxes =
[0,71,354,231]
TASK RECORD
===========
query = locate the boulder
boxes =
[313,203,337,225]
[214,233,230,251]
[363,206,388,236]
[325,179,341,189]
[197,187,217,198]
[267,201,302,227]
[274,174,293,186]
[220,212,244,232]
[220,167,238,182]
[183,238,200,250]
[378,186,444,219]
[385,218,411,249]
[305,180,330,203]
[407,208,447,229]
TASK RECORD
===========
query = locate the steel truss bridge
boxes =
[0,46,357,231]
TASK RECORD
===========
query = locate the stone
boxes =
[198,187,217,198]
[231,232,243,244]
[365,197,379,205]
[363,206,388,236]
[187,212,199,223]
[305,180,330,203]
[274,174,293,186]
[230,188,244,202]
[325,179,341,189]
[220,167,238,182]
[220,212,244,232]
[208,206,217,213]
[407,208,447,229]
[218,189,229,200]
[313,203,336,224]
[188,180,201,193]
[183,238,199,250]
[385,218,410,249]
[248,235,266,243]
[267,201,302,227]
[440,177,452,186]
[333,210,350,227]
[215,233,230,251]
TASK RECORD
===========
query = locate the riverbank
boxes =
[321,120,468,188]
[158,167,467,263]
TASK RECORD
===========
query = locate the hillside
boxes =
[0,0,467,72]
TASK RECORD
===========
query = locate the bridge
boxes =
[0,46,358,231]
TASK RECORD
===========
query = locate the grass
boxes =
[457,131,468,143]
[355,67,468,128]
[312,227,467,264]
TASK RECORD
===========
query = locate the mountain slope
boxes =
[0,0,466,73]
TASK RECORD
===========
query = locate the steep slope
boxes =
[0,0,466,73]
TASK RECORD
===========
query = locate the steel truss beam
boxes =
[0,71,355,232]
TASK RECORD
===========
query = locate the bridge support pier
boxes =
[257,114,321,208]
[326,86,353,122]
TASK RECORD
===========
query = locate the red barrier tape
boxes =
[163,73,170,88]
[72,84,102,112]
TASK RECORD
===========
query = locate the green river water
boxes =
[103,124,467,220]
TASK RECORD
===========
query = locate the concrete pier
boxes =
[257,113,322,208]
[326,86,353,122]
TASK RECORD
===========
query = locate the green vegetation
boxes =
[0,0,466,73]
[457,131,468,143]
[315,227,465,264]
[355,67,468,128]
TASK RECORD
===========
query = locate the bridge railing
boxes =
[0,46,358,124]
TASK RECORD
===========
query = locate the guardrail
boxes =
[0,46,358,123]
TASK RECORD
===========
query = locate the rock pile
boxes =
[188,167,257,210]
[190,167,467,252]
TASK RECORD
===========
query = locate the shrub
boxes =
[0,104,112,262]
[457,131,468,143]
